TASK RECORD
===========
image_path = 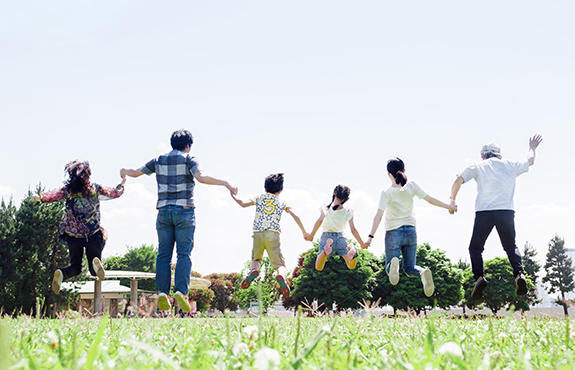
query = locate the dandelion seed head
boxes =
[254,347,281,370]
[438,342,463,357]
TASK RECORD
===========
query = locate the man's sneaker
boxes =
[158,292,172,311]
[276,275,290,299]
[52,269,63,294]
[241,269,259,289]
[472,276,488,301]
[421,268,435,297]
[516,272,528,296]
[92,257,105,281]
[388,257,400,285]
[174,291,191,312]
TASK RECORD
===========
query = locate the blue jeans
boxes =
[385,225,423,276]
[319,232,351,256]
[156,206,196,294]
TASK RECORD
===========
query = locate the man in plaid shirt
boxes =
[121,129,237,312]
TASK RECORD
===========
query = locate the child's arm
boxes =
[304,210,325,241]
[229,190,253,208]
[365,208,384,248]
[285,207,308,237]
[423,195,457,213]
[348,217,366,249]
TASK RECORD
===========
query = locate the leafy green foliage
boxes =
[517,241,542,310]
[287,241,378,311]
[103,244,157,291]
[0,187,79,317]
[464,257,533,314]
[543,235,575,317]
[234,257,278,311]
[373,243,463,314]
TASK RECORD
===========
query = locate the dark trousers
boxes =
[469,210,523,280]
[60,231,105,280]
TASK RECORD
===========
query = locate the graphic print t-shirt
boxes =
[252,193,288,233]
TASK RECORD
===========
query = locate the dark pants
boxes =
[469,210,523,280]
[60,231,105,280]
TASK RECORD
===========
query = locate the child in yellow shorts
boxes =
[230,173,307,298]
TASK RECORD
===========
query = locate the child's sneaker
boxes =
[158,292,172,311]
[471,276,488,301]
[388,257,400,285]
[174,291,191,312]
[324,238,333,256]
[515,272,528,296]
[241,269,259,289]
[52,269,63,294]
[276,275,290,299]
[421,268,434,297]
[92,257,105,281]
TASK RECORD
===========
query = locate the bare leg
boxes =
[343,244,357,270]
[251,260,261,271]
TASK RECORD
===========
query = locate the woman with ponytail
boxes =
[305,185,366,271]
[32,160,126,294]
[365,158,456,297]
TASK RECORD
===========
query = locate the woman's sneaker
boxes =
[388,257,400,285]
[515,272,528,296]
[92,257,105,281]
[52,269,63,294]
[421,268,434,297]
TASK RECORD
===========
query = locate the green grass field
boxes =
[1,314,574,369]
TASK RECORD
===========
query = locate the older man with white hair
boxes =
[450,135,543,301]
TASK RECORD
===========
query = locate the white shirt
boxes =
[378,181,427,231]
[321,205,354,233]
[459,158,529,211]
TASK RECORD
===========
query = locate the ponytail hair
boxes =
[327,184,351,211]
[387,157,407,187]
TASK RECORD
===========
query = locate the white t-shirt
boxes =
[320,205,354,233]
[378,181,427,231]
[459,158,529,212]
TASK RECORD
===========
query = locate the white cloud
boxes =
[0,184,16,201]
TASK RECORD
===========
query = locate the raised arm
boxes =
[424,194,457,213]
[527,134,543,166]
[305,211,326,241]
[194,171,238,195]
[364,208,384,248]
[285,207,308,237]
[229,190,253,208]
[348,217,366,249]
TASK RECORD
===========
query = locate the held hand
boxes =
[449,201,457,214]
[304,234,313,242]
[227,183,239,196]
[529,134,543,150]
[364,239,372,248]
[120,175,127,186]
[360,242,368,250]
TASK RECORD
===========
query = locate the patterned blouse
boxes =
[40,183,124,239]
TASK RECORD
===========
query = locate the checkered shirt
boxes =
[141,150,201,209]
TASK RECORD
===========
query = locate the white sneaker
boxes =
[421,268,434,297]
[388,257,400,285]
[92,257,105,281]
[158,292,172,311]
[174,291,191,312]
[52,269,63,294]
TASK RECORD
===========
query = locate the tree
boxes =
[0,198,17,313]
[372,243,463,315]
[188,287,215,312]
[206,272,240,312]
[103,244,157,291]
[287,241,378,311]
[517,242,542,310]
[464,257,533,315]
[234,257,278,312]
[542,235,575,317]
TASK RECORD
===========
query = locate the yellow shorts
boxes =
[252,230,285,269]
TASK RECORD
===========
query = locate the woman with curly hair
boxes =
[32,160,126,294]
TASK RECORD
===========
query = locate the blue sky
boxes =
[1,1,574,276]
